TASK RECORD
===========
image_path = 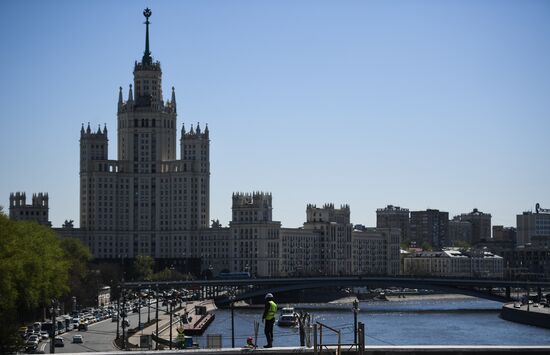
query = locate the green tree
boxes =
[59,237,94,308]
[452,240,471,250]
[151,267,193,281]
[0,215,69,352]
[133,255,154,281]
[421,241,433,251]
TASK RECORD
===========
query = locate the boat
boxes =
[277,307,297,327]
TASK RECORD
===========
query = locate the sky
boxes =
[1,0,549,229]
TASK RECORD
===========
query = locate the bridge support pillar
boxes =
[505,286,511,299]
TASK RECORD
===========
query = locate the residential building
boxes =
[458,208,491,244]
[516,203,550,246]
[492,226,516,245]
[352,227,401,276]
[68,9,210,265]
[403,249,503,278]
[501,246,550,280]
[376,205,409,242]
[448,216,472,246]
[9,192,51,226]
[229,192,281,277]
[303,204,352,276]
[51,9,404,279]
[409,209,449,249]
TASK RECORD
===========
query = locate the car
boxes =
[32,322,41,332]
[78,322,88,331]
[72,334,83,343]
[39,331,49,340]
[112,313,119,322]
[54,336,64,347]
[24,343,38,354]
[26,334,40,345]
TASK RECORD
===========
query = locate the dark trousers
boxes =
[264,319,275,346]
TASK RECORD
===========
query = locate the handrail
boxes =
[316,321,341,355]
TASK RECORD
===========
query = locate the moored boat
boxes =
[277,307,297,327]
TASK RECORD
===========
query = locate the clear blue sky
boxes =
[1,0,549,229]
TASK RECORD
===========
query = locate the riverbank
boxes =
[501,303,550,329]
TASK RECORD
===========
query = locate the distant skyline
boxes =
[1,0,549,229]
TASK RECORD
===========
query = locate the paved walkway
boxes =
[128,300,216,348]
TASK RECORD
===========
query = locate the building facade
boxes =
[458,208,491,244]
[448,216,472,246]
[376,205,409,243]
[54,9,401,278]
[9,192,51,226]
[75,9,209,262]
[403,249,503,278]
[516,204,550,246]
[409,209,449,249]
[303,204,353,276]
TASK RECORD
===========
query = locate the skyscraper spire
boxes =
[118,86,123,107]
[142,8,153,66]
[171,86,177,112]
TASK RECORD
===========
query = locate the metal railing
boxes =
[313,321,365,355]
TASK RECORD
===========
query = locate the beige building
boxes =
[303,204,353,276]
[55,9,403,279]
[72,10,209,264]
[403,249,503,278]
[516,204,550,246]
[352,227,401,276]
[448,217,472,245]
[458,208,491,244]
[9,192,51,226]
[376,205,409,242]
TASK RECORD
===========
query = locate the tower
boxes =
[77,9,211,262]
[9,192,50,226]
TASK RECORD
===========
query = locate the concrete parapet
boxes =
[501,303,550,329]
[61,345,550,354]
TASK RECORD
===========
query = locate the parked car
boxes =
[73,334,83,343]
[54,336,64,347]
[26,334,40,345]
[39,331,49,340]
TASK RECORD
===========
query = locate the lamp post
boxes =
[155,284,159,350]
[49,300,60,354]
[138,285,142,333]
[352,299,359,345]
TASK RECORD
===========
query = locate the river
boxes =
[191,297,550,348]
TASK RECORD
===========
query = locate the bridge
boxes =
[123,276,550,305]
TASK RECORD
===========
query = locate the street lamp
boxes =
[49,300,60,354]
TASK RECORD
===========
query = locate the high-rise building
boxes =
[409,209,449,249]
[448,216,472,246]
[517,203,550,246]
[54,9,402,278]
[376,205,409,242]
[458,208,491,244]
[76,9,209,262]
[303,204,352,275]
[229,192,281,276]
[9,192,51,226]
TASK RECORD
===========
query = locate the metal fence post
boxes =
[313,323,318,355]
[358,322,365,355]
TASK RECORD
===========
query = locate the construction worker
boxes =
[262,293,277,348]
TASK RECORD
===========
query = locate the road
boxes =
[39,303,157,353]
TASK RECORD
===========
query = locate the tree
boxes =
[452,240,471,250]
[421,241,433,251]
[133,255,154,281]
[151,267,193,281]
[59,237,94,308]
[0,215,69,352]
